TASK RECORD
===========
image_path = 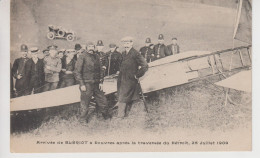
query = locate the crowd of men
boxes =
[11,34,180,121]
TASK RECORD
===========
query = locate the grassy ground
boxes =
[10,0,251,150]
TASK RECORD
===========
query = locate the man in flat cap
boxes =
[60,49,77,88]
[167,37,180,55]
[115,36,148,118]
[24,47,45,95]
[139,37,155,63]
[105,43,122,76]
[95,40,107,78]
[153,34,171,60]
[74,42,111,122]
[42,45,62,92]
[12,44,30,97]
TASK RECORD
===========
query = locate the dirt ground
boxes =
[10,0,251,152]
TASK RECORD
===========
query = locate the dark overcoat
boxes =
[24,58,45,92]
[12,57,29,94]
[153,44,171,60]
[139,46,155,63]
[105,51,122,76]
[117,48,148,103]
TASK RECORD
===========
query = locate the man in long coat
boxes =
[116,36,149,118]
[12,44,30,97]
[24,47,45,95]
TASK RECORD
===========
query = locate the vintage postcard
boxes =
[10,0,252,153]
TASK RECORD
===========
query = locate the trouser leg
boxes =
[93,83,111,119]
[125,101,133,117]
[15,78,28,97]
[116,102,127,118]
[60,78,75,88]
[93,84,108,113]
[59,81,66,88]
[49,82,58,90]
[43,82,51,92]
[79,83,93,120]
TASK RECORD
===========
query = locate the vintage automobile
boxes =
[46,25,76,41]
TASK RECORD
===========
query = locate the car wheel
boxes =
[66,34,74,41]
[47,32,55,40]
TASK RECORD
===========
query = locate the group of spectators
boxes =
[11,34,179,98]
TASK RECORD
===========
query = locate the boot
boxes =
[116,102,126,118]
[124,103,133,117]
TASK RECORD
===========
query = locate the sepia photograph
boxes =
[8,0,252,153]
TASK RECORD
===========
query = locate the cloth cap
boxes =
[121,36,134,42]
[30,47,39,53]
[48,45,58,50]
[86,41,95,46]
[109,43,117,48]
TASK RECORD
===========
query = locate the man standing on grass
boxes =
[74,42,111,122]
[115,36,148,118]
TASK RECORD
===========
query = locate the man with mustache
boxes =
[115,36,149,118]
[74,42,111,122]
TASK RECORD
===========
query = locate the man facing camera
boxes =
[167,37,180,55]
[74,42,111,122]
[115,36,148,118]
[43,45,62,92]
[153,34,171,60]
[60,49,76,88]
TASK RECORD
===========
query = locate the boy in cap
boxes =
[60,49,76,88]
[153,34,171,60]
[167,37,180,55]
[139,37,155,63]
[42,45,62,92]
[105,43,122,76]
[115,36,148,118]
[74,42,111,122]
[12,44,30,97]
[24,47,45,94]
